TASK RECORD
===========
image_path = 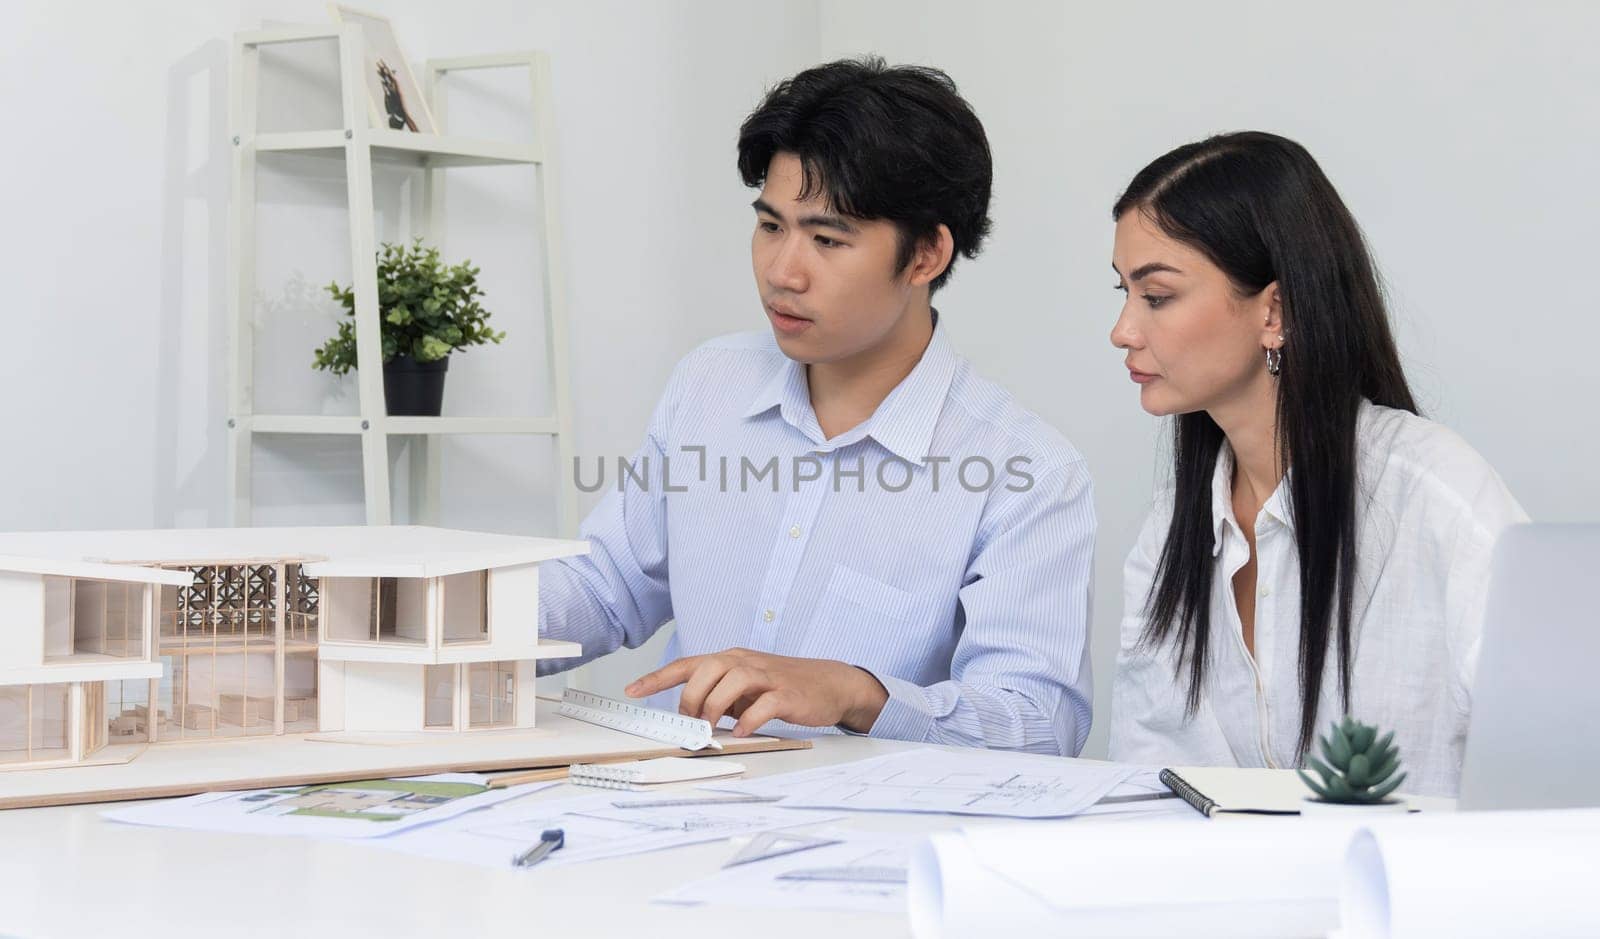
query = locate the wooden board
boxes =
[0,698,809,810]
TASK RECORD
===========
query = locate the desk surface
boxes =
[0,736,1391,938]
[0,735,959,938]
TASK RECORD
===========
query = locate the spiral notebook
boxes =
[568,757,747,791]
[1160,766,1432,817]
[1158,766,1316,817]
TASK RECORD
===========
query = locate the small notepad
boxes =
[1161,766,1334,816]
[568,757,746,791]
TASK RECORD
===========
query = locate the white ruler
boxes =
[558,688,723,751]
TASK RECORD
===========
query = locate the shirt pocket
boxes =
[796,564,914,660]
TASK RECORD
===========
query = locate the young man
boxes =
[538,58,1095,755]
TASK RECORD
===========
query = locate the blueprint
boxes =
[374,789,841,869]
[655,829,918,914]
[702,753,902,799]
[101,773,554,839]
[759,748,1138,818]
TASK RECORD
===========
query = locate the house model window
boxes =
[0,684,70,765]
[41,577,148,661]
[156,563,316,741]
[0,527,586,770]
[441,571,490,644]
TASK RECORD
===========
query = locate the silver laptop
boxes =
[1457,523,1600,810]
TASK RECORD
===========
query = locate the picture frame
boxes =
[328,4,436,134]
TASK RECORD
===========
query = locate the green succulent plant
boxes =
[313,239,505,375]
[1298,716,1407,804]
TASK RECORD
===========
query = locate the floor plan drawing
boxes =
[774,749,1137,818]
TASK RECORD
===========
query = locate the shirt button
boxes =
[1259,586,1271,598]
[788,525,801,539]
[762,609,775,623]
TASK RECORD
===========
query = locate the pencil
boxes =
[488,766,572,788]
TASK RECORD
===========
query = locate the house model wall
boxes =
[0,527,587,770]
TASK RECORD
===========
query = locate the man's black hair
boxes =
[737,56,993,293]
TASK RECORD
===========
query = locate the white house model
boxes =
[0,526,587,770]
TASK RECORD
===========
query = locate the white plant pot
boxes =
[1299,795,1409,816]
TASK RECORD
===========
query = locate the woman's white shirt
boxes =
[1109,402,1528,796]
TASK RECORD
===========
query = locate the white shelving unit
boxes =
[225,25,577,533]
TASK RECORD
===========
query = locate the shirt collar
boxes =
[743,313,959,464]
[1261,477,1294,530]
[1209,441,1295,557]
[742,350,820,436]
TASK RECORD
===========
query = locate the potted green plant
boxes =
[1298,716,1409,815]
[313,239,505,416]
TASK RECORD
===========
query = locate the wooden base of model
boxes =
[0,697,808,809]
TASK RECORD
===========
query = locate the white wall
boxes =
[818,0,1600,756]
[3,1,1596,756]
[0,0,818,697]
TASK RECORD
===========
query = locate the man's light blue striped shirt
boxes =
[538,319,1096,754]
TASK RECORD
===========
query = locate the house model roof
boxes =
[0,555,194,586]
[0,526,590,580]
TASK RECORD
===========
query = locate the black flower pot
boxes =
[383,354,449,416]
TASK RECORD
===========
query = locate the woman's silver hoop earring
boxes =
[1265,347,1283,376]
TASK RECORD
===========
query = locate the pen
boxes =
[511,828,565,868]
[1094,791,1179,805]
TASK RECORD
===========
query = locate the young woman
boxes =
[1107,131,1526,796]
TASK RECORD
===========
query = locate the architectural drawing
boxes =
[755,748,1138,818]
[100,771,546,838]
[378,788,839,869]
[656,831,918,914]
[0,526,586,771]
[243,778,484,821]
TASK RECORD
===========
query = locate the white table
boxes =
[0,735,1003,938]
[2,734,1436,938]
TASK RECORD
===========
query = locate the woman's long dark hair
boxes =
[1113,132,1418,758]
